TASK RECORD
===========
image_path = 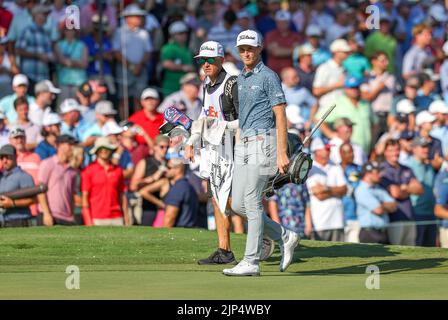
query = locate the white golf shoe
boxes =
[223,260,260,276]
[279,231,300,272]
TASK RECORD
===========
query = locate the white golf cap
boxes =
[102,121,124,136]
[95,100,117,115]
[169,21,188,35]
[396,99,416,114]
[121,4,146,17]
[194,41,224,58]
[236,29,262,47]
[298,43,315,56]
[140,87,160,100]
[305,24,322,37]
[416,110,436,126]
[310,137,331,153]
[12,74,29,87]
[42,113,61,126]
[429,100,448,114]
[285,104,304,125]
[35,80,61,94]
[275,10,291,21]
[60,98,80,114]
[330,39,351,53]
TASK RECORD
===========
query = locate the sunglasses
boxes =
[197,57,216,65]
[158,145,169,149]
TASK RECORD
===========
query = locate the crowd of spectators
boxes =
[0,0,448,249]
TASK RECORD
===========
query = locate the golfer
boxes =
[185,40,274,265]
[223,30,300,276]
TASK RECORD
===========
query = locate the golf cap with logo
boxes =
[89,136,118,155]
[416,110,436,126]
[169,21,188,35]
[396,99,416,114]
[180,72,201,86]
[60,99,80,114]
[140,87,160,100]
[334,117,355,128]
[9,127,25,138]
[12,74,29,87]
[285,104,304,125]
[429,100,448,114]
[310,137,332,152]
[102,121,124,136]
[330,39,351,53]
[57,134,78,145]
[0,144,17,157]
[35,80,61,95]
[194,41,224,58]
[306,24,322,37]
[275,10,291,21]
[95,100,117,115]
[42,113,61,126]
[236,29,262,47]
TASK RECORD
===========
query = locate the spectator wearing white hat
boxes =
[8,96,42,150]
[415,110,444,171]
[113,4,152,118]
[293,44,316,92]
[29,80,60,127]
[281,67,317,129]
[0,111,9,147]
[160,21,194,96]
[59,98,81,141]
[0,74,35,123]
[207,10,241,53]
[35,113,61,161]
[306,137,347,242]
[302,25,331,67]
[429,100,448,157]
[265,10,302,75]
[313,38,351,112]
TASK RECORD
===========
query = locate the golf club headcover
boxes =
[164,106,192,131]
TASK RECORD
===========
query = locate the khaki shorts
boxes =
[344,220,360,243]
[440,227,448,248]
[93,218,124,226]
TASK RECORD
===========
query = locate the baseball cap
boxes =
[9,127,25,138]
[236,30,262,47]
[285,104,304,125]
[102,121,124,136]
[194,41,225,58]
[95,100,117,115]
[78,81,93,97]
[399,130,415,140]
[416,110,436,126]
[57,134,78,145]
[396,99,416,114]
[411,136,431,148]
[361,161,380,176]
[42,113,61,126]
[344,76,363,88]
[60,99,80,114]
[121,4,146,17]
[405,76,421,89]
[298,44,315,57]
[429,100,448,114]
[310,137,331,152]
[140,87,160,100]
[31,4,51,15]
[275,10,291,21]
[0,144,17,157]
[169,21,188,35]
[334,117,354,128]
[305,25,322,37]
[89,136,118,155]
[180,72,201,86]
[330,39,351,53]
[35,80,61,95]
[12,74,29,87]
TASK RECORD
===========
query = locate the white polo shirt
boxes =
[313,59,344,110]
[306,161,346,232]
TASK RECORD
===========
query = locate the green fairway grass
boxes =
[0,227,447,299]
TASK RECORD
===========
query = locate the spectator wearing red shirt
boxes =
[81,137,129,226]
[265,10,302,75]
[129,87,163,147]
[0,0,13,37]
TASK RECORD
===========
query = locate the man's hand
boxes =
[277,151,289,174]
[43,213,54,227]
[0,196,13,208]
[184,144,195,163]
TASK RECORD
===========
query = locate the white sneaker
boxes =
[279,232,300,272]
[223,260,260,276]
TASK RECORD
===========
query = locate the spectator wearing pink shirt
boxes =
[38,134,79,226]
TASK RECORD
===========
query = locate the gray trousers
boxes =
[231,133,288,264]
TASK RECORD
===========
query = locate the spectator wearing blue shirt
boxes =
[35,113,61,160]
[403,137,437,247]
[380,139,423,246]
[434,166,448,248]
[428,100,448,158]
[355,162,397,244]
[163,158,198,228]
[340,143,362,243]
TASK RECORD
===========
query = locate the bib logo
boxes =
[239,35,256,40]
[205,106,219,118]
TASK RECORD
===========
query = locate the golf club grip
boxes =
[302,104,336,146]
[0,184,48,200]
